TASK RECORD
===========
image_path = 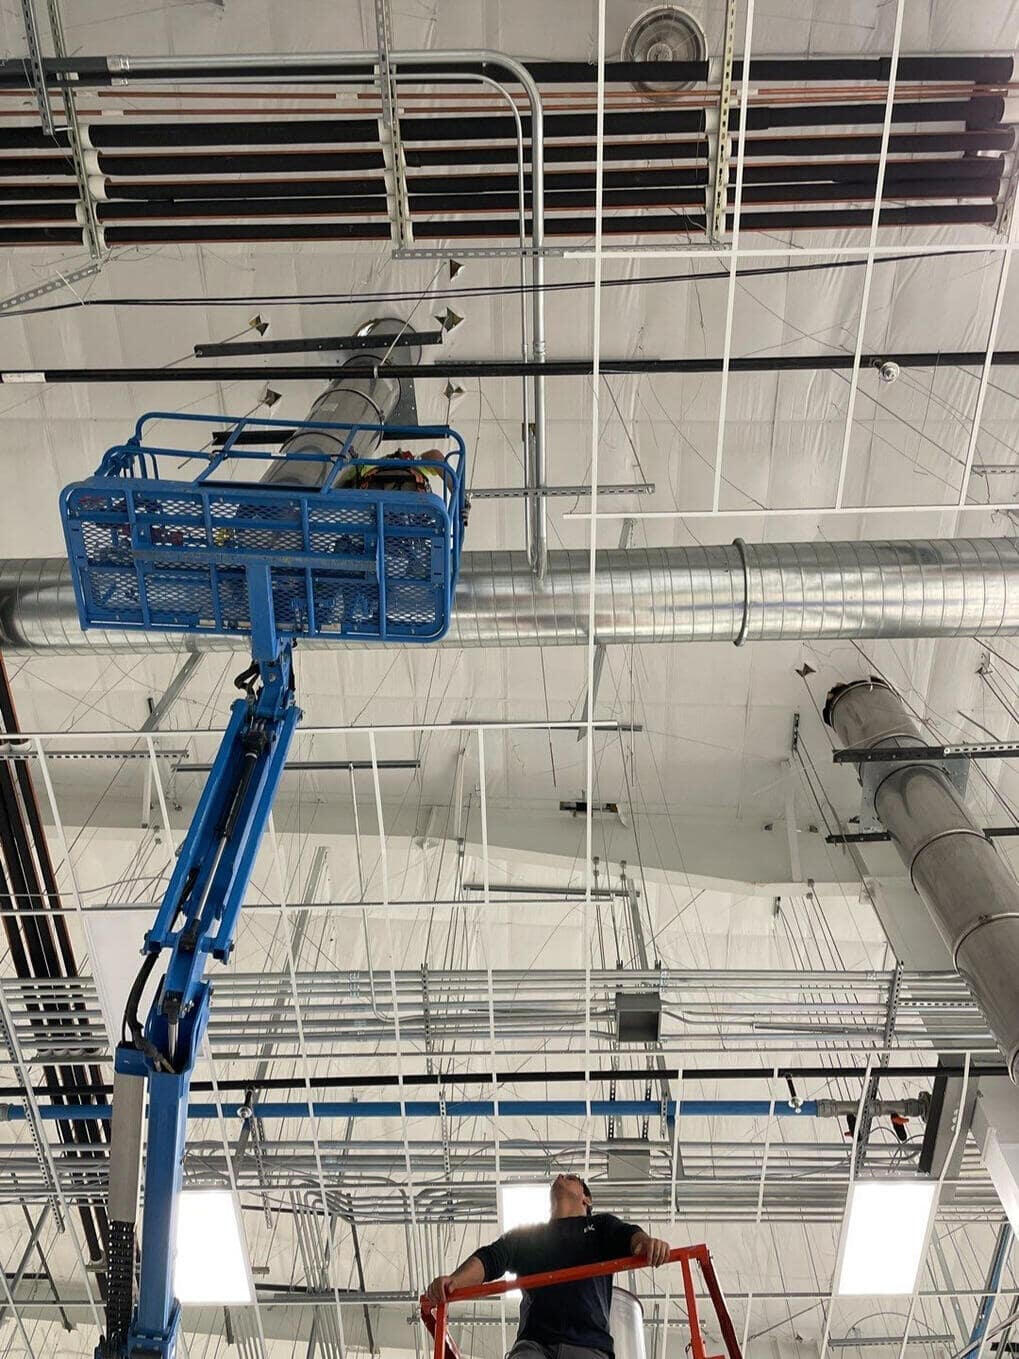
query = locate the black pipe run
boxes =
[2,128,1010,182]
[83,159,1004,202]
[0,97,1002,154]
[0,63,1009,244]
[3,179,1002,227]
[0,1061,1002,1102]
[0,144,1007,247]
[0,203,998,247]
[6,347,1019,384]
[0,53,1011,89]
[3,180,1005,228]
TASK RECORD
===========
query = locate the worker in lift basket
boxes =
[426,1173,670,1359]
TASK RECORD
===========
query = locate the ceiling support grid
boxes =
[834,0,906,511]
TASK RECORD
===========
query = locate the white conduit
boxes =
[5,537,1019,651]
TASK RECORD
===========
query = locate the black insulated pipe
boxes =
[5,128,1008,182]
[732,95,1006,132]
[0,108,709,152]
[102,166,712,200]
[10,345,1019,384]
[0,95,1002,154]
[0,52,1010,88]
[0,200,984,246]
[3,178,998,228]
[67,159,996,209]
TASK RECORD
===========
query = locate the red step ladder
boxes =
[420,1245,743,1359]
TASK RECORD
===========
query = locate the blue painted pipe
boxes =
[10,1097,818,1122]
[966,1224,1013,1358]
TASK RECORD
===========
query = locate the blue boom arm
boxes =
[97,643,300,1358]
[62,411,468,1357]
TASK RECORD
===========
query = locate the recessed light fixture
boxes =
[836,1180,938,1296]
[174,1190,254,1306]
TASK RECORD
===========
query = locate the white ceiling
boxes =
[2,0,1019,1356]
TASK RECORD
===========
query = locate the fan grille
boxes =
[621,6,707,95]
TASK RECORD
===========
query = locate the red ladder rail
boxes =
[419,1245,743,1359]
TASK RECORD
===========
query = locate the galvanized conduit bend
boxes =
[102,46,550,582]
[825,676,1019,1081]
[5,537,1019,652]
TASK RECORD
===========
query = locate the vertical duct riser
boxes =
[260,318,416,489]
[826,679,1019,1081]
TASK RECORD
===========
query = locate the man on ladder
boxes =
[426,1173,670,1359]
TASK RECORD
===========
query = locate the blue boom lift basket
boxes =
[60,411,467,646]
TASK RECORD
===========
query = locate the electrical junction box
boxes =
[606,1146,652,1181]
[615,991,662,1043]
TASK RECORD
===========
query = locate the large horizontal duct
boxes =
[4,538,1019,653]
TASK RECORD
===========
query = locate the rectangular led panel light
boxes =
[175,1190,254,1305]
[498,1183,550,1233]
[836,1180,938,1296]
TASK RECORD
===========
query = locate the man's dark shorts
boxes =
[508,1341,610,1359]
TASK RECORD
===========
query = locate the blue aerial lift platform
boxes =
[59,411,467,1358]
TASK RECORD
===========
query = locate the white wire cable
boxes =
[368,729,426,1302]
[266,815,350,1356]
[896,1052,973,1359]
[660,1066,683,1359]
[201,1039,270,1359]
[818,1053,876,1359]
[833,0,906,511]
[711,0,756,513]
[580,0,609,1197]
[953,177,1019,517]
[478,728,509,1357]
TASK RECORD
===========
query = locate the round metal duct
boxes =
[621,5,706,94]
[610,1287,647,1359]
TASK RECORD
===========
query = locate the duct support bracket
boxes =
[0,260,102,316]
[375,0,413,248]
[394,245,566,260]
[853,960,903,1173]
[858,754,969,831]
[18,0,53,135]
[708,0,738,240]
[46,0,102,259]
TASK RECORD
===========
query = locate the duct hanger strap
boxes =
[732,537,750,646]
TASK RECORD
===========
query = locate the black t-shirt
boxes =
[473,1213,642,1356]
